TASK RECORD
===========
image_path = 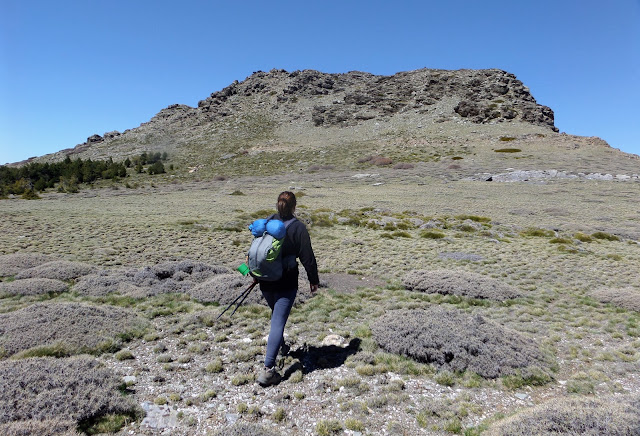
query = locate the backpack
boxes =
[247,217,296,281]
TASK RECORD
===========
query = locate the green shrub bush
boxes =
[0,302,148,358]
[591,288,640,312]
[0,356,141,428]
[372,307,551,379]
[0,418,80,436]
[0,278,68,297]
[486,395,640,436]
[421,230,445,239]
[15,260,96,281]
[592,231,621,242]
[403,270,522,301]
[0,253,53,276]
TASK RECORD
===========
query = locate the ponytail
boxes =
[276,191,296,217]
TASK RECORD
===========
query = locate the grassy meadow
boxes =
[1,170,639,435]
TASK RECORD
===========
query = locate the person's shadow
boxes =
[281,338,361,379]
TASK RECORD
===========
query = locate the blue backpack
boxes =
[247,217,296,281]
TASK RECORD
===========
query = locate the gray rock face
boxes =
[86,134,103,144]
[140,402,178,429]
[195,68,557,130]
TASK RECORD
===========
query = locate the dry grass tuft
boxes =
[0,302,148,358]
[0,356,140,426]
[0,278,69,297]
[74,259,229,297]
[486,395,640,436]
[372,307,550,378]
[403,269,522,301]
[591,287,640,312]
[0,253,52,276]
[0,418,81,436]
[211,421,280,436]
[15,260,96,281]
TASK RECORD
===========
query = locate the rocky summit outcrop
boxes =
[195,68,556,129]
[26,67,562,166]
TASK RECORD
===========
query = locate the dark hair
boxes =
[277,191,296,217]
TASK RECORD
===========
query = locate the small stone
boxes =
[321,334,347,347]
[225,413,240,424]
[123,375,137,384]
[515,392,529,400]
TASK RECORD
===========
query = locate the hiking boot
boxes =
[257,367,281,387]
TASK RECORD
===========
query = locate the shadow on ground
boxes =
[282,338,361,379]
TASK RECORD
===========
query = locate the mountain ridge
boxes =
[12,67,638,178]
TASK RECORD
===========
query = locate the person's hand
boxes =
[310,284,318,293]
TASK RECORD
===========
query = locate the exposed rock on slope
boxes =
[29,68,559,164]
[196,69,556,129]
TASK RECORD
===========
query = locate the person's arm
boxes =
[295,223,319,287]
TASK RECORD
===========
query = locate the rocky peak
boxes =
[194,68,556,130]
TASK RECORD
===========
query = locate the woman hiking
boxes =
[255,191,319,387]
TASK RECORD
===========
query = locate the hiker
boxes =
[255,191,319,387]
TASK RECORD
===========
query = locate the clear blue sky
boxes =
[1,0,639,164]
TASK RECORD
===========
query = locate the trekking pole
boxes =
[216,281,257,321]
[230,281,256,317]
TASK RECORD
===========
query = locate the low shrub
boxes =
[0,302,149,358]
[403,270,522,301]
[316,419,343,435]
[0,252,52,276]
[454,214,491,223]
[0,278,68,297]
[549,237,573,244]
[371,307,551,378]
[421,230,445,239]
[74,259,228,297]
[592,231,621,242]
[0,356,141,427]
[591,288,640,312]
[360,155,393,166]
[372,156,393,166]
[486,395,640,436]
[499,136,517,142]
[574,232,594,242]
[188,274,257,304]
[15,260,96,281]
[520,228,555,237]
[20,189,41,200]
[494,148,521,153]
[0,418,80,436]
